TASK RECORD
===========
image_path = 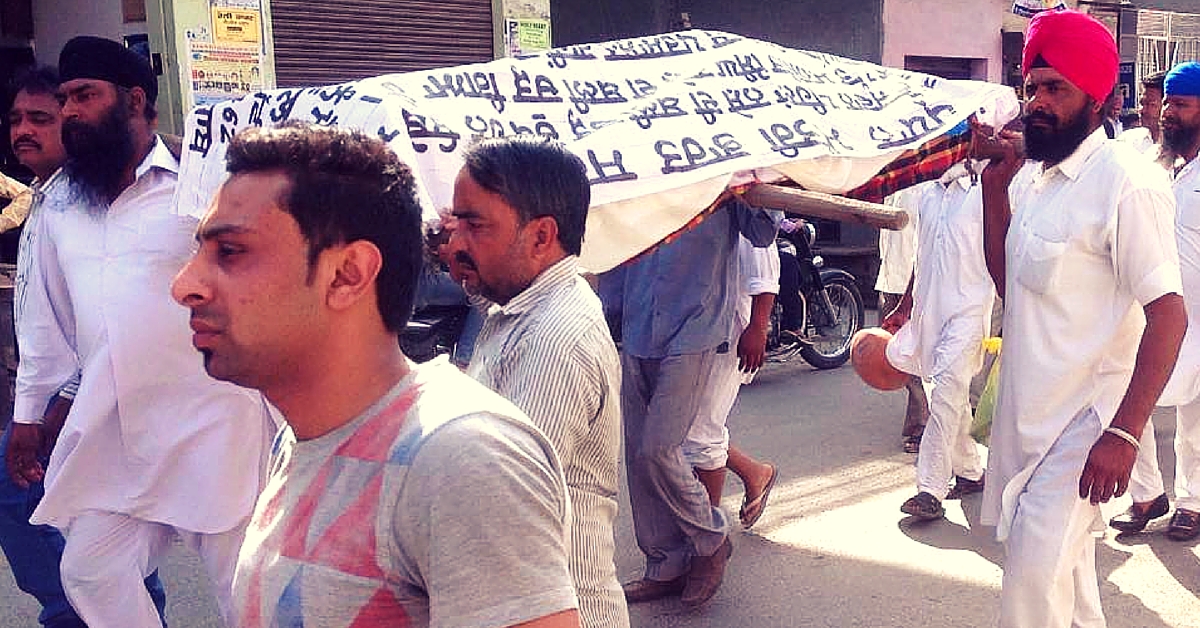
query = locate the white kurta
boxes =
[875,185,924,294]
[886,164,995,379]
[981,129,1181,541]
[1116,126,1156,155]
[1161,157,1200,405]
[14,139,273,533]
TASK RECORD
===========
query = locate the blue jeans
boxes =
[0,424,167,627]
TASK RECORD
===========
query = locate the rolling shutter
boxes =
[270,0,494,88]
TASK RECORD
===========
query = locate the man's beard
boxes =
[62,100,135,208]
[1162,119,1200,157]
[1023,106,1095,164]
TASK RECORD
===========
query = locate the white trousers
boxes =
[916,351,984,500]
[1000,408,1105,628]
[60,510,248,628]
[682,348,741,471]
[1128,398,1200,509]
[1174,398,1200,512]
[1128,416,1166,503]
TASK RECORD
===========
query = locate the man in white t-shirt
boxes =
[172,122,580,628]
[974,10,1185,627]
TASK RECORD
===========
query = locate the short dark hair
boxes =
[1142,70,1167,93]
[225,121,424,333]
[462,137,590,256]
[7,66,59,109]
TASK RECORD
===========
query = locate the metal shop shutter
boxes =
[270,0,494,88]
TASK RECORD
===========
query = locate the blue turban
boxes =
[1165,61,1200,97]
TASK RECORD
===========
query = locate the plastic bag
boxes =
[971,339,1002,445]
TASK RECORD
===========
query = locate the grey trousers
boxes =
[622,351,730,582]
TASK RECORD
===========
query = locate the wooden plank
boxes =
[740,184,909,231]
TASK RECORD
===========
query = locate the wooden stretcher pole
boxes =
[740,184,909,231]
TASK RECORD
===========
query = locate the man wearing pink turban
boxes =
[972,9,1187,628]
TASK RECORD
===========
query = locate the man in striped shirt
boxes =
[446,137,629,628]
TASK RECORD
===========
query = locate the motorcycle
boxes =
[767,218,864,369]
[400,302,469,363]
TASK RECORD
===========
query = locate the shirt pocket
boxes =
[1016,233,1067,295]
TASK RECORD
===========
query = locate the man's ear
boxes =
[127,86,147,119]
[326,240,383,312]
[530,216,561,258]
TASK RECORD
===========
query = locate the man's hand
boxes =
[6,423,44,489]
[737,324,768,373]
[880,307,909,334]
[41,395,72,459]
[1078,431,1139,504]
[968,117,1025,187]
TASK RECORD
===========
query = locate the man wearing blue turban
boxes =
[1144,61,1200,541]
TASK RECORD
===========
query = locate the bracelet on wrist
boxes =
[1104,426,1141,452]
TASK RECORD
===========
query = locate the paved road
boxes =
[2,358,1199,627]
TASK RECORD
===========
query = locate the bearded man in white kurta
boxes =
[974,10,1186,628]
[1146,61,1200,542]
[883,162,992,521]
[6,37,272,627]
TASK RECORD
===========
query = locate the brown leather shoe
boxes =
[681,537,733,608]
[622,575,687,603]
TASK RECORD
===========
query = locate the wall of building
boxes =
[881,0,1010,81]
[551,0,883,63]
[32,0,146,66]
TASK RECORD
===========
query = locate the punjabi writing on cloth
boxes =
[177,30,1018,272]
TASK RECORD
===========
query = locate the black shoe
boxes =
[945,474,985,500]
[1109,493,1170,533]
[1166,508,1200,541]
[901,491,945,521]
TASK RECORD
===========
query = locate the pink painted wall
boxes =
[882,0,1011,82]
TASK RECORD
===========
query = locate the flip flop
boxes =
[740,463,778,529]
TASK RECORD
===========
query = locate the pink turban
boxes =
[1022,9,1118,103]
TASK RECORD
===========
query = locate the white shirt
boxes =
[875,185,925,294]
[734,237,780,331]
[1161,156,1200,405]
[15,138,272,532]
[1117,126,1156,156]
[886,163,995,378]
[982,129,1181,540]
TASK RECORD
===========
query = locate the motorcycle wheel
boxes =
[798,274,864,370]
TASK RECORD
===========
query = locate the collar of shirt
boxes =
[490,256,579,318]
[32,168,64,192]
[1041,127,1108,182]
[135,135,179,181]
[1176,155,1200,188]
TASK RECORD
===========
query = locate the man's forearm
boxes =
[981,180,1011,299]
[748,292,774,332]
[1111,293,1187,439]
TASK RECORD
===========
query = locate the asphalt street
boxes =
[2,354,1199,627]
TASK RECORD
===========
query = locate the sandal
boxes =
[900,491,944,521]
[902,434,921,454]
[739,464,778,529]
